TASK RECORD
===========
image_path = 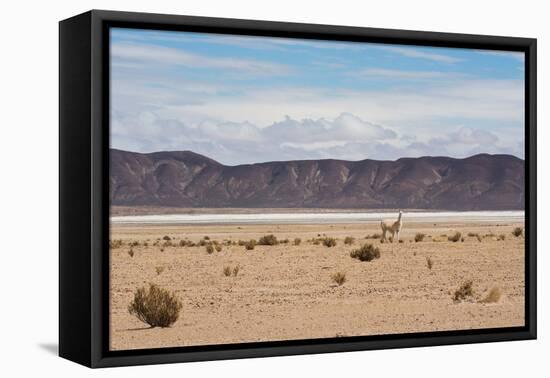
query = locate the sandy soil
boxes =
[109,221,525,351]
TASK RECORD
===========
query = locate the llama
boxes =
[380,210,403,243]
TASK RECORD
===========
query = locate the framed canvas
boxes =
[59,10,537,368]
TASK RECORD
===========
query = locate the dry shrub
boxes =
[323,237,337,247]
[238,240,246,246]
[162,240,173,247]
[155,266,165,275]
[331,272,346,286]
[498,234,506,241]
[476,234,483,242]
[128,249,134,258]
[128,284,182,328]
[223,266,232,277]
[366,233,381,239]
[245,239,256,250]
[130,241,140,247]
[312,239,321,245]
[204,236,210,240]
[479,287,502,303]
[453,280,474,302]
[467,232,478,237]
[162,235,171,241]
[258,234,278,245]
[350,243,381,262]
[232,265,240,277]
[448,232,462,243]
[415,233,426,242]
[426,257,433,270]
[512,227,523,237]
[293,238,301,246]
[206,245,214,254]
[110,239,123,249]
[280,238,290,244]
[215,244,222,252]
[344,236,355,245]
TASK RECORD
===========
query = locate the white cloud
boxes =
[111,42,291,75]
[377,46,463,63]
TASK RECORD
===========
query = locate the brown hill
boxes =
[109,149,524,210]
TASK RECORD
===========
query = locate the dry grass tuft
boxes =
[331,272,346,286]
[258,234,278,246]
[245,239,257,250]
[155,266,165,275]
[232,265,240,277]
[448,232,462,243]
[293,238,301,246]
[512,227,523,237]
[415,233,426,242]
[350,243,381,262]
[215,244,222,252]
[206,244,214,254]
[479,287,502,303]
[128,284,182,328]
[223,266,232,277]
[162,235,171,241]
[453,280,474,302]
[426,257,433,270]
[128,249,134,258]
[344,236,355,245]
[365,233,381,239]
[322,237,337,247]
[110,239,123,249]
[498,234,506,241]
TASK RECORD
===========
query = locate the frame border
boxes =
[60,9,536,368]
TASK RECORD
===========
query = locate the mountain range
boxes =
[110,149,524,210]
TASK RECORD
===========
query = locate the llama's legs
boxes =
[396,231,400,242]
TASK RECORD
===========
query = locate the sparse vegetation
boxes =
[426,257,433,270]
[223,266,232,276]
[365,233,381,239]
[244,239,256,250]
[258,234,278,246]
[110,239,123,249]
[331,272,346,286]
[344,236,355,245]
[322,237,337,247]
[512,227,523,237]
[204,236,210,240]
[479,287,502,303]
[128,249,134,258]
[155,266,165,275]
[162,235,171,241]
[232,265,240,277]
[206,245,214,254]
[128,284,182,328]
[467,232,477,237]
[350,243,381,262]
[476,234,482,242]
[215,244,222,252]
[448,232,462,243]
[415,233,426,242]
[293,238,301,246]
[453,280,474,302]
[498,234,506,241]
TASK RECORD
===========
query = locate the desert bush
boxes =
[155,266,165,275]
[365,233,381,239]
[293,238,301,246]
[215,244,222,252]
[143,241,149,247]
[322,237,337,247]
[258,234,279,245]
[128,284,182,328]
[414,233,426,242]
[453,280,474,302]
[206,245,214,254]
[238,240,246,246]
[312,239,321,245]
[160,248,164,252]
[223,266,232,277]
[245,239,256,250]
[162,235,171,241]
[344,236,355,245]
[467,232,478,237]
[476,234,482,242]
[110,239,123,249]
[498,234,506,241]
[448,232,462,243]
[198,239,207,247]
[179,240,187,247]
[331,272,346,286]
[130,241,140,247]
[512,227,523,237]
[232,265,240,277]
[204,236,210,240]
[162,240,173,247]
[350,243,381,262]
[426,257,433,270]
[479,287,502,303]
[128,249,134,258]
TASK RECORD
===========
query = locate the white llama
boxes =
[380,210,403,243]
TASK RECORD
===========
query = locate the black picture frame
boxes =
[59,9,537,368]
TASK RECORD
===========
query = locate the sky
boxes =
[110,27,525,165]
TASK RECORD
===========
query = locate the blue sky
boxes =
[110,27,525,165]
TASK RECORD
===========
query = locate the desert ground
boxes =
[109,218,525,351]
